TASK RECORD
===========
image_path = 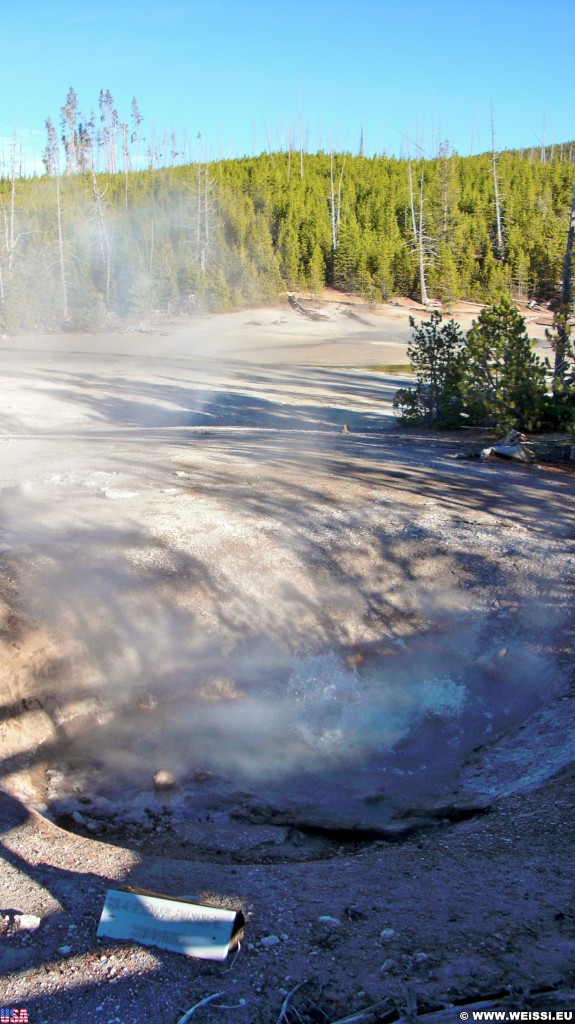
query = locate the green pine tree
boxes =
[393,312,466,426]
[307,242,325,295]
[464,295,548,430]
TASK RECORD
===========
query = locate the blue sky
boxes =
[2,0,574,172]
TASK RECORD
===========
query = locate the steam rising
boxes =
[1,324,571,827]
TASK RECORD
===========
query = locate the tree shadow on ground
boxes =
[6,359,403,433]
[6,356,574,539]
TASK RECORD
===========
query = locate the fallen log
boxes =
[287,294,326,320]
[481,429,535,462]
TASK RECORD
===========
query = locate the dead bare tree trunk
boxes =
[44,118,69,322]
[197,156,203,272]
[418,174,430,305]
[561,184,575,308]
[491,105,505,259]
[286,122,294,181]
[298,82,304,179]
[122,123,130,209]
[408,161,418,240]
[551,183,575,392]
[186,136,216,275]
[330,155,336,251]
[329,151,345,256]
[263,122,276,167]
[0,129,19,300]
[91,172,112,307]
[204,159,211,260]
[408,162,429,305]
[8,131,16,273]
[131,97,144,172]
[61,87,80,175]
[55,173,68,321]
[109,107,118,174]
[337,157,344,242]
[147,124,155,171]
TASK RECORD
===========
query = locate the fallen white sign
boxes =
[97,886,244,961]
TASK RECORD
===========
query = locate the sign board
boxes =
[97,886,245,961]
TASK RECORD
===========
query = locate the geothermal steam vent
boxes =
[0,329,571,860]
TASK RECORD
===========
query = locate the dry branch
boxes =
[176,991,226,1023]
[276,979,309,1023]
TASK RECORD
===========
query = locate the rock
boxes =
[153,770,176,791]
[260,934,280,947]
[58,945,72,955]
[13,914,41,931]
[100,488,139,499]
[124,811,147,825]
[380,958,397,973]
[380,927,396,941]
[318,915,342,928]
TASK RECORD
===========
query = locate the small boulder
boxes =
[153,770,177,791]
[318,915,342,928]
[13,914,41,932]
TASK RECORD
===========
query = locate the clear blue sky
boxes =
[2,0,574,172]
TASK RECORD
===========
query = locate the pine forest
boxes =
[0,89,574,334]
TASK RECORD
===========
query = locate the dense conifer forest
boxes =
[0,90,574,333]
